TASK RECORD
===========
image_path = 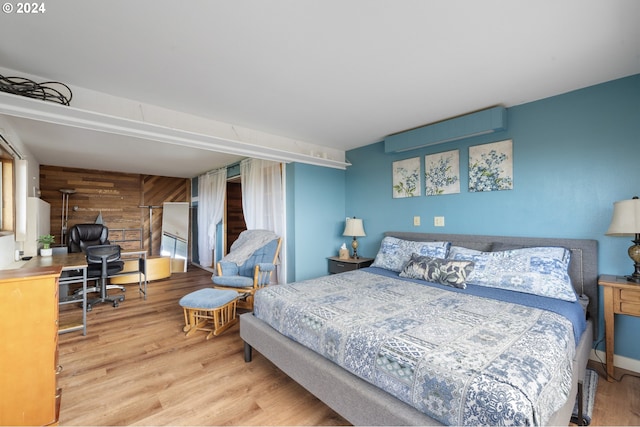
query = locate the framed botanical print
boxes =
[468,139,513,192]
[392,157,421,198]
[425,149,460,196]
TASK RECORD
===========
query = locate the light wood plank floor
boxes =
[58,266,348,426]
[57,266,640,426]
[583,362,640,426]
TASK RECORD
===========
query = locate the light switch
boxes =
[413,216,420,226]
[434,216,445,227]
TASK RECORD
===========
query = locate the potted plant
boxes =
[38,234,55,256]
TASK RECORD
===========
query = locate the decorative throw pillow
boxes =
[399,254,474,289]
[371,237,451,272]
[447,246,577,301]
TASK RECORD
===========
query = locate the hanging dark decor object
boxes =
[0,73,72,106]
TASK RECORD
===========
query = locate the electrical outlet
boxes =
[434,216,445,227]
[413,216,420,226]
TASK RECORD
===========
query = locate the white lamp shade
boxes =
[606,198,640,235]
[343,218,366,237]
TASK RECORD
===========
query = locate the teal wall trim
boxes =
[384,106,507,153]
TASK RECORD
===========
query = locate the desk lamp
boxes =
[343,217,366,258]
[606,196,640,283]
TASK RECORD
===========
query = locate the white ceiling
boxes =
[1,0,638,178]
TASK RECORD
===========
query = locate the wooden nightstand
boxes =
[327,256,374,274]
[598,274,640,381]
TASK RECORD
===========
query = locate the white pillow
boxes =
[448,246,577,301]
[371,237,450,272]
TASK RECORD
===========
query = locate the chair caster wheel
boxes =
[113,302,119,308]
[86,305,92,312]
[118,296,125,302]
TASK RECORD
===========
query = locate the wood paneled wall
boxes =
[225,181,246,254]
[39,165,190,255]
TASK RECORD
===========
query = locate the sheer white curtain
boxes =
[197,168,226,268]
[240,159,284,235]
[240,159,284,280]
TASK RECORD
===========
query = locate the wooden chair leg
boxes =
[181,293,238,339]
[182,308,193,333]
[208,301,238,338]
[210,318,238,338]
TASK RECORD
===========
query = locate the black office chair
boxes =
[68,224,110,253]
[68,224,126,303]
[85,245,125,311]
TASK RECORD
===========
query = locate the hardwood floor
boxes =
[585,361,640,426]
[57,266,347,426]
[58,266,640,426]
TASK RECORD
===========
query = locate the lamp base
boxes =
[624,275,640,284]
[351,237,360,259]
[627,241,640,283]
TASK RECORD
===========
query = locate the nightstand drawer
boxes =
[619,302,640,316]
[616,288,640,315]
[327,257,374,274]
[620,288,640,303]
[329,260,357,274]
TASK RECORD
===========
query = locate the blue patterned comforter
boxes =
[254,268,583,426]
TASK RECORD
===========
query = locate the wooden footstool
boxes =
[178,289,239,339]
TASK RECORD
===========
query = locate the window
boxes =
[0,149,14,232]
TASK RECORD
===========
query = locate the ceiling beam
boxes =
[0,92,350,170]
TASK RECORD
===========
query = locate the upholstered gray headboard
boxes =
[385,232,599,338]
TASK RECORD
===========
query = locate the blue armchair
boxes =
[212,230,281,310]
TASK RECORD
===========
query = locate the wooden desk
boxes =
[25,252,89,335]
[24,250,148,335]
[598,274,640,381]
[120,250,148,299]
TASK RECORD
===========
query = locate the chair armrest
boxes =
[256,263,276,272]
[254,263,276,286]
[218,261,239,276]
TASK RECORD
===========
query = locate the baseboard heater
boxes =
[384,106,507,153]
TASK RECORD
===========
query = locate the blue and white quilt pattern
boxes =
[254,270,576,426]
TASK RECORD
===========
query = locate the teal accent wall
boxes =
[286,162,346,281]
[344,74,640,361]
[192,74,639,363]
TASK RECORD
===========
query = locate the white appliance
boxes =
[24,197,50,257]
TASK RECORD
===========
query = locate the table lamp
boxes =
[343,217,366,258]
[606,196,640,283]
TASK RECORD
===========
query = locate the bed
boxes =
[240,232,598,426]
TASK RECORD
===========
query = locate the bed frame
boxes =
[240,232,598,426]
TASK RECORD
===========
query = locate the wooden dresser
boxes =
[0,265,62,425]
